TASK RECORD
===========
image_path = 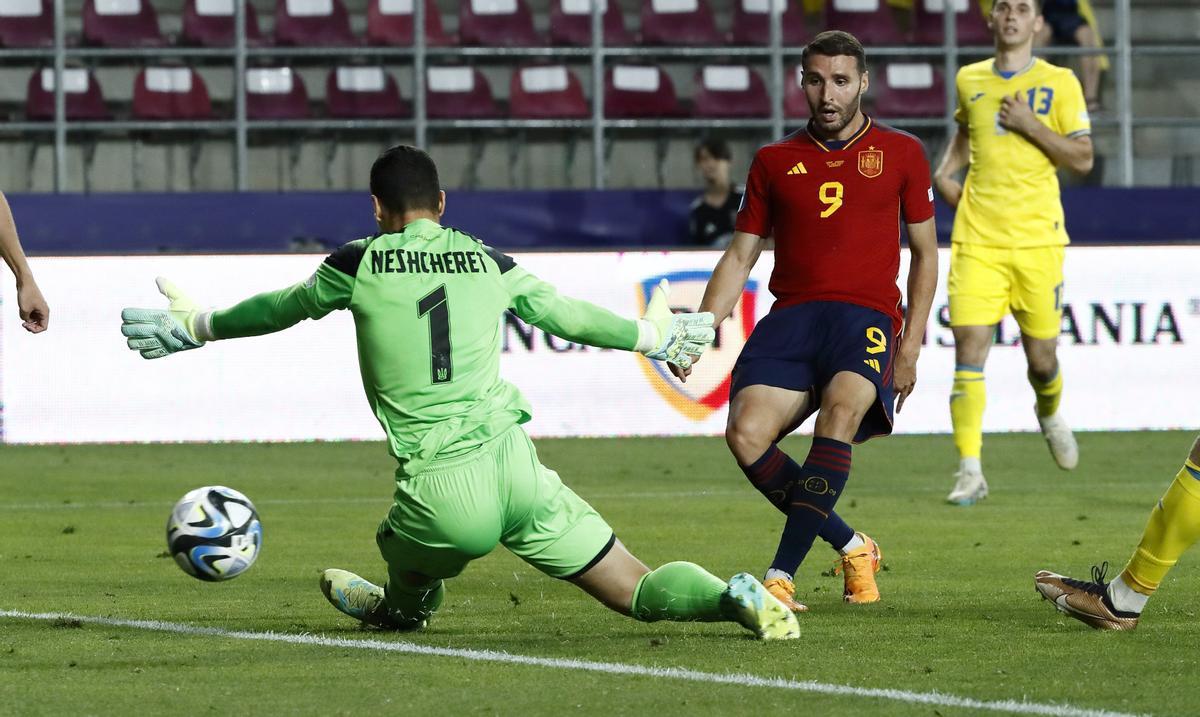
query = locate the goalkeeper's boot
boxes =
[947,468,988,505]
[1037,410,1079,471]
[320,568,421,630]
[837,532,882,604]
[721,573,800,640]
[1034,564,1139,631]
[763,576,808,613]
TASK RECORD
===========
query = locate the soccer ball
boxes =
[166,486,262,582]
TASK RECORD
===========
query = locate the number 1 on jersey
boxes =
[418,285,453,384]
[819,181,843,218]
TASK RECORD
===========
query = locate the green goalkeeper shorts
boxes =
[375,425,615,581]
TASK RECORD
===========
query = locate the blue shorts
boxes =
[1042,0,1086,44]
[730,301,897,444]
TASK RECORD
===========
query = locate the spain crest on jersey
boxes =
[636,271,760,421]
[858,147,883,178]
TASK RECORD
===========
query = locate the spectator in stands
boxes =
[0,191,49,333]
[688,137,743,248]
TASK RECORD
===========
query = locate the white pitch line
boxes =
[0,609,1145,717]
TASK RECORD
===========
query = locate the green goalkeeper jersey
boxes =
[209,219,639,476]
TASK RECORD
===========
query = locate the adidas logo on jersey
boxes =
[864,358,881,373]
[786,162,807,175]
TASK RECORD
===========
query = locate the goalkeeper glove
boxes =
[634,279,716,371]
[121,277,215,359]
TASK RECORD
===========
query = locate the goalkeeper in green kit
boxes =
[121,145,798,641]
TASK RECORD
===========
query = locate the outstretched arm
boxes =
[0,192,49,333]
[697,231,766,325]
[893,217,939,412]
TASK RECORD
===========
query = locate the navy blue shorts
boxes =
[730,301,897,444]
[1042,0,1086,44]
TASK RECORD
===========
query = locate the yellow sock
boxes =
[1122,461,1200,596]
[950,366,986,460]
[1029,368,1063,418]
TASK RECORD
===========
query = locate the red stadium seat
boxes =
[181,0,266,47]
[729,0,807,45]
[326,66,409,118]
[245,67,310,119]
[366,0,452,46]
[872,62,946,117]
[82,0,165,47]
[132,67,213,119]
[639,0,721,46]
[274,0,356,46]
[0,0,53,48]
[425,66,501,118]
[693,64,770,118]
[913,0,991,45]
[26,67,110,120]
[548,0,631,46]
[784,63,812,118]
[458,0,540,47]
[822,0,904,45]
[604,64,682,118]
[510,64,588,118]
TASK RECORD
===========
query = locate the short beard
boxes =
[814,95,862,136]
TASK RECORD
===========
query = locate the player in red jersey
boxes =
[673,31,939,613]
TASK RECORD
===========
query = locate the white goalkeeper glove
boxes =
[121,277,215,359]
[634,279,716,371]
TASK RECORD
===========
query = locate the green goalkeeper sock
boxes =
[631,561,727,623]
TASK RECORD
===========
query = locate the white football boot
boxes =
[946,468,989,506]
[1037,410,1079,470]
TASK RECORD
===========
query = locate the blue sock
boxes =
[741,443,856,550]
[769,437,852,576]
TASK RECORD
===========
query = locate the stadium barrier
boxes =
[2,246,1197,444]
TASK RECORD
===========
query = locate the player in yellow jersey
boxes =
[933,0,1093,505]
[1035,435,1200,630]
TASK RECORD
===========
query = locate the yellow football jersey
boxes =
[952,57,1091,248]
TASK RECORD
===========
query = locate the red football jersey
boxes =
[735,117,934,333]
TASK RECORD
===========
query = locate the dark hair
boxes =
[801,30,867,75]
[992,0,1042,13]
[370,144,441,215]
[695,136,732,163]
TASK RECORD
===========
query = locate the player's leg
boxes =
[1074,24,1102,110]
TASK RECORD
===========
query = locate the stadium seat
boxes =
[82,0,165,47]
[784,63,812,118]
[639,0,721,46]
[693,64,770,118]
[913,0,991,45]
[509,64,588,118]
[274,0,356,46]
[326,66,409,118]
[181,0,266,47]
[132,67,213,119]
[548,0,631,46]
[458,0,540,47]
[366,0,452,46]
[245,67,310,119]
[425,66,501,118]
[872,62,946,117]
[26,67,109,120]
[604,64,682,118]
[822,0,904,46]
[0,0,53,48]
[729,0,807,45]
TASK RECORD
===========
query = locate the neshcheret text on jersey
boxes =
[369,247,489,275]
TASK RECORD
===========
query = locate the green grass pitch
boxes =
[1,431,1196,716]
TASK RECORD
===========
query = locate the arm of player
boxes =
[894,217,939,412]
[933,126,969,208]
[998,92,1094,175]
[0,191,49,333]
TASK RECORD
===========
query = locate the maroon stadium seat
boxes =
[26,67,110,120]
[872,62,946,117]
[326,66,409,118]
[181,0,265,47]
[425,66,501,118]
[604,64,682,118]
[458,0,540,47]
[132,67,213,119]
[822,0,904,45]
[245,67,310,119]
[729,0,807,45]
[639,0,721,46]
[274,0,356,46]
[693,64,770,118]
[510,64,588,118]
[366,0,451,46]
[0,0,53,48]
[548,0,631,46]
[82,0,165,47]
[784,63,812,118]
[913,0,991,45]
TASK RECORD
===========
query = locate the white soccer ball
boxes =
[166,486,262,582]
